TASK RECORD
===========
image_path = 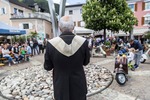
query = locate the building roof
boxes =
[66,4,84,8]
[9,0,33,10]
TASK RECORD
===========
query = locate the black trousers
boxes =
[38,45,44,54]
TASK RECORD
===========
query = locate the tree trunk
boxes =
[129,28,134,40]
[104,28,106,43]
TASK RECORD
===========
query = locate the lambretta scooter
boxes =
[140,44,150,63]
[114,54,128,85]
[92,44,107,58]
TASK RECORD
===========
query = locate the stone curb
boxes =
[87,66,114,97]
[86,59,114,97]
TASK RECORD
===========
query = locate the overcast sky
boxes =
[53,0,86,5]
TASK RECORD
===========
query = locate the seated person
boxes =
[127,48,135,63]
[11,43,24,62]
[127,48,135,70]
[118,47,128,56]
[2,44,16,66]
[20,46,26,59]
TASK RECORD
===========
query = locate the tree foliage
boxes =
[12,36,26,43]
[144,31,150,39]
[30,31,39,38]
[82,0,138,41]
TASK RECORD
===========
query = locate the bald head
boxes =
[59,16,74,33]
[62,16,70,21]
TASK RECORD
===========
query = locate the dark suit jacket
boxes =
[131,40,143,51]
[44,32,90,100]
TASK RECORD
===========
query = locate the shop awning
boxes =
[73,27,94,35]
[0,22,26,35]
[114,28,149,36]
[114,31,129,36]
[133,28,149,36]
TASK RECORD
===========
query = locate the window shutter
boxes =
[135,3,137,11]
[29,23,33,29]
[80,21,85,27]
[78,21,81,27]
[74,22,76,26]
[142,2,145,10]
[4,7,7,14]
[141,17,145,25]
[19,23,23,29]
[0,8,2,15]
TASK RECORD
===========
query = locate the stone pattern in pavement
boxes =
[0,63,112,100]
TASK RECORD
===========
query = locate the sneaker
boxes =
[134,64,139,68]
[8,63,11,66]
[13,61,17,64]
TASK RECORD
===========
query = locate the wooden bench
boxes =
[0,54,14,65]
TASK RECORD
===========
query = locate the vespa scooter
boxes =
[140,44,150,63]
[92,44,107,58]
[114,54,128,85]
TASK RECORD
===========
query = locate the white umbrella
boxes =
[73,27,94,35]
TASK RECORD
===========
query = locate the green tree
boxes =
[12,36,26,43]
[34,0,50,12]
[30,31,38,38]
[82,0,138,42]
[145,31,150,39]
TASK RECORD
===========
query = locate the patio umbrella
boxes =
[0,22,26,35]
[0,22,26,44]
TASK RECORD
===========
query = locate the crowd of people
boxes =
[87,35,150,68]
[0,37,47,66]
[27,37,47,55]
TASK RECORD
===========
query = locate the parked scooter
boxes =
[140,44,150,63]
[92,44,107,58]
[114,54,128,85]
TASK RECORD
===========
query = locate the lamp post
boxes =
[47,0,66,37]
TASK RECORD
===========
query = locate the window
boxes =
[1,8,6,14]
[145,2,150,10]
[23,24,29,29]
[144,16,150,25]
[69,10,73,15]
[128,4,135,12]
[18,9,23,17]
[14,8,17,14]
[80,9,82,14]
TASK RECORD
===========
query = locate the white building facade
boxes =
[65,4,85,27]
[0,0,53,39]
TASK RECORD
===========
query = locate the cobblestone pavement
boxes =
[88,56,150,100]
[0,54,150,100]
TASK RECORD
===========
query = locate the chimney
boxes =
[34,3,39,12]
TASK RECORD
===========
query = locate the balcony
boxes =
[10,12,51,21]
